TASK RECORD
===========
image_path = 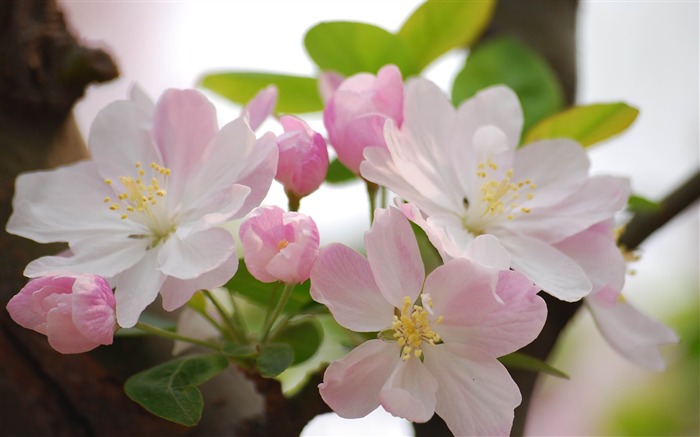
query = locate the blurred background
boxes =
[58,1,698,435]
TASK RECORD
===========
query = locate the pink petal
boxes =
[128,84,155,115]
[233,132,279,217]
[244,85,278,130]
[152,89,219,201]
[160,251,239,312]
[71,274,116,345]
[372,65,404,126]
[587,292,679,371]
[317,70,344,103]
[379,357,438,423]
[423,344,521,437]
[319,339,399,419]
[499,234,592,301]
[424,258,500,330]
[310,244,394,332]
[46,300,101,354]
[6,276,76,332]
[157,227,236,280]
[113,250,165,328]
[365,207,425,308]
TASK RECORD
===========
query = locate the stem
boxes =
[380,186,388,209]
[204,289,244,343]
[229,293,249,340]
[366,180,379,224]
[260,282,295,344]
[134,322,220,351]
[286,190,301,212]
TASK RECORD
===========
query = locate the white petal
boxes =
[500,234,592,301]
[465,234,511,270]
[157,227,235,280]
[113,250,165,328]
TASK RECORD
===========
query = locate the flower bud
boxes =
[323,64,403,174]
[275,115,329,200]
[240,206,320,284]
[7,274,117,354]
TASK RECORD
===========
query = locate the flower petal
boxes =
[71,274,116,345]
[465,234,511,270]
[232,132,279,217]
[244,85,278,131]
[6,276,76,332]
[160,252,239,312]
[587,292,679,371]
[112,250,165,328]
[423,344,521,437]
[500,234,592,301]
[152,89,219,201]
[310,244,394,332]
[158,227,235,280]
[379,357,438,423]
[46,299,100,354]
[366,207,425,308]
[319,339,399,419]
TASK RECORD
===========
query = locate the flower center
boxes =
[464,159,536,234]
[103,161,175,244]
[277,239,290,250]
[391,295,442,361]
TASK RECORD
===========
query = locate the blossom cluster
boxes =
[5,64,677,435]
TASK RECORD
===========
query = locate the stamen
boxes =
[391,296,442,361]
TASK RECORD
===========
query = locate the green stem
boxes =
[204,289,244,343]
[366,180,379,224]
[260,282,295,344]
[380,185,388,209]
[228,293,249,340]
[134,322,220,351]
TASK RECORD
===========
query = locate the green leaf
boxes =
[398,0,495,71]
[499,352,569,379]
[221,342,257,359]
[325,158,356,184]
[524,103,639,147]
[628,194,662,213]
[452,37,564,133]
[271,319,323,366]
[257,344,294,377]
[124,354,229,426]
[200,72,322,114]
[226,260,316,315]
[304,21,418,76]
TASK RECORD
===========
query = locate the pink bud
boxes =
[317,70,345,104]
[239,206,320,284]
[323,64,404,174]
[244,85,278,130]
[275,115,329,199]
[7,274,117,354]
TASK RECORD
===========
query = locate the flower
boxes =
[275,115,329,199]
[323,64,403,174]
[6,87,278,327]
[310,207,546,436]
[6,274,117,354]
[361,79,631,301]
[560,221,679,370]
[240,206,320,284]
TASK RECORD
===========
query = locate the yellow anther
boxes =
[103,197,111,203]
[109,203,120,211]
[104,179,112,185]
[521,207,531,213]
[391,296,442,361]
[278,239,290,250]
[121,214,128,220]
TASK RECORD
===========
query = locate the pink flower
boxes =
[240,206,320,284]
[275,115,329,198]
[244,85,278,131]
[6,87,278,327]
[7,274,116,354]
[310,207,546,435]
[323,64,403,174]
[317,70,345,104]
[361,79,631,301]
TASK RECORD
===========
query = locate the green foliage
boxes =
[325,158,356,184]
[257,344,295,377]
[304,21,418,77]
[398,0,495,71]
[524,103,639,147]
[200,72,322,113]
[452,37,564,133]
[124,354,229,426]
[225,260,318,315]
[628,194,662,213]
[116,311,176,337]
[499,352,569,379]
[221,342,257,359]
[271,319,324,366]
